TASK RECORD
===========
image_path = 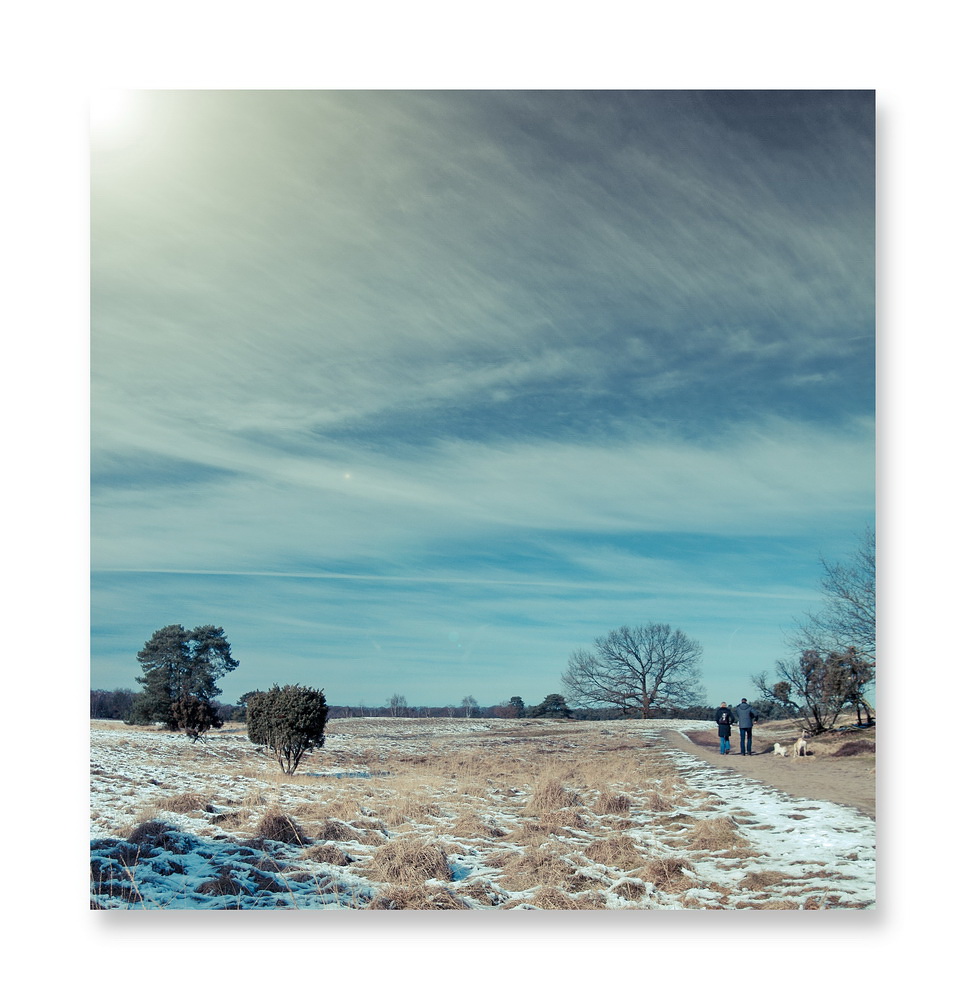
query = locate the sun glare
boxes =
[90,90,133,132]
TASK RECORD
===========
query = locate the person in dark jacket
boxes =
[734,698,758,755]
[714,702,734,754]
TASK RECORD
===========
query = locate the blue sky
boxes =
[90,90,875,709]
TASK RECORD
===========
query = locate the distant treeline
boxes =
[92,689,780,724]
[323,704,724,721]
[90,689,235,722]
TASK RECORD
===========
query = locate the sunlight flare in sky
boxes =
[89,90,133,132]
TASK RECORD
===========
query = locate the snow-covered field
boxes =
[90,716,875,909]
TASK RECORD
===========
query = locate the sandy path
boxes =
[665,728,876,819]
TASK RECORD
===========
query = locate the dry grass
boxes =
[551,807,590,830]
[368,837,451,884]
[527,772,582,814]
[583,834,647,871]
[380,794,445,828]
[641,857,696,892]
[196,872,245,897]
[256,812,308,845]
[645,780,680,812]
[527,886,608,910]
[312,818,356,841]
[91,717,874,910]
[450,813,508,840]
[740,869,789,890]
[367,885,469,909]
[242,788,270,809]
[125,819,174,845]
[688,816,749,852]
[459,880,509,907]
[156,793,212,814]
[341,816,389,844]
[497,845,595,893]
[595,789,633,815]
[485,848,522,869]
[611,877,648,902]
[302,843,353,866]
[511,820,550,843]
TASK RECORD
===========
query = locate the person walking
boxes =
[734,698,758,755]
[714,702,734,755]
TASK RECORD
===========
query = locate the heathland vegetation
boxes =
[90,714,875,910]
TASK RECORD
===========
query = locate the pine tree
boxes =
[128,624,239,730]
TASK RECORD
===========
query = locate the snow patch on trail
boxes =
[655,733,875,902]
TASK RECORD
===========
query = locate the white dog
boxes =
[793,732,809,757]
[773,742,787,757]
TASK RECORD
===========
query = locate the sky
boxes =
[90,90,875,710]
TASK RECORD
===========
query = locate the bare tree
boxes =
[461,695,479,718]
[387,693,408,718]
[774,647,874,734]
[783,527,876,724]
[793,527,875,665]
[751,672,800,718]
[561,623,704,717]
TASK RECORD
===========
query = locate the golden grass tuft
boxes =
[646,790,673,811]
[498,845,593,893]
[381,795,444,828]
[550,807,590,830]
[641,856,696,892]
[314,818,356,842]
[256,812,308,845]
[527,773,582,814]
[655,811,695,831]
[367,885,469,909]
[529,887,585,909]
[196,872,245,897]
[583,834,647,871]
[156,793,212,814]
[302,843,353,866]
[450,814,508,840]
[740,870,789,890]
[459,880,509,907]
[335,813,388,843]
[513,819,565,845]
[688,816,748,852]
[612,878,648,901]
[369,837,451,884]
[486,848,522,869]
[242,788,270,809]
[595,789,633,815]
[211,810,250,831]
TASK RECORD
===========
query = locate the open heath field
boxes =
[90,716,875,910]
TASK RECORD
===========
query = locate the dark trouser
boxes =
[740,728,753,754]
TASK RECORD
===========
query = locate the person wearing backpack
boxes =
[714,702,735,754]
[734,698,758,755]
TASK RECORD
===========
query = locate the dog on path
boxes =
[772,742,787,757]
[793,732,809,757]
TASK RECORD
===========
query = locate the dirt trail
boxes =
[664,726,876,819]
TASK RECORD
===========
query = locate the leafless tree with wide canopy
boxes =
[561,622,704,717]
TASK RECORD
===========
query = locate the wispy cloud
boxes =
[91,91,874,705]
